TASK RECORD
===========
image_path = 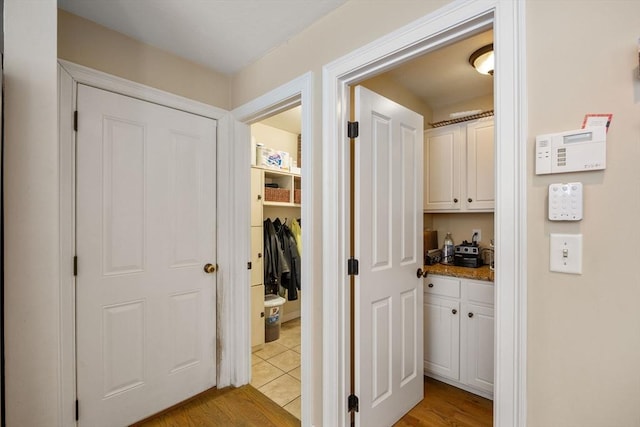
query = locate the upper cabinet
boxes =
[424,118,494,213]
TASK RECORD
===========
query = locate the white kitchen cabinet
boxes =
[424,295,460,381]
[424,118,494,212]
[465,119,495,211]
[462,302,494,394]
[251,284,265,348]
[424,275,494,399]
[423,124,462,211]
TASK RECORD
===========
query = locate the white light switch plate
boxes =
[550,233,583,274]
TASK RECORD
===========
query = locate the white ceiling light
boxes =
[469,44,494,76]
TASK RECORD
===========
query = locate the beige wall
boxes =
[4,0,60,425]
[426,212,494,249]
[234,1,640,426]
[527,2,640,426]
[58,9,231,109]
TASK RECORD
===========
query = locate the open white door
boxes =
[76,84,217,426]
[354,86,424,426]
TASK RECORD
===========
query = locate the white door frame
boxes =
[58,60,232,426]
[321,1,527,426]
[231,72,314,426]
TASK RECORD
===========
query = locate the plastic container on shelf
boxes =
[264,294,286,342]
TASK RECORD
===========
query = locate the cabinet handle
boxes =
[258,253,262,258]
[453,198,458,203]
[257,194,262,200]
[428,283,434,288]
[468,312,474,318]
[468,198,473,203]
[452,309,457,315]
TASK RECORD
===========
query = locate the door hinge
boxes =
[73,110,78,132]
[347,257,359,276]
[247,261,252,270]
[348,394,359,413]
[347,121,359,138]
[75,399,79,421]
[73,256,78,276]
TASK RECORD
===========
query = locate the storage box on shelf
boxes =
[423,274,494,399]
[424,117,494,212]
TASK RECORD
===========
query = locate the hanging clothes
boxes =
[263,218,289,295]
[289,218,302,256]
[272,218,301,301]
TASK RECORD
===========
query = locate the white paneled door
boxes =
[354,86,424,426]
[76,85,217,427]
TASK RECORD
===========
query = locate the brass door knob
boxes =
[204,263,217,274]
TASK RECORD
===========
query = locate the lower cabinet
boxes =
[424,275,494,399]
[251,284,265,348]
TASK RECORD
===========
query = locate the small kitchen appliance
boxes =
[453,240,483,268]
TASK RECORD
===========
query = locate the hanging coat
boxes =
[277,223,301,300]
[263,218,289,295]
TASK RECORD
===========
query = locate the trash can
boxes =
[264,294,286,342]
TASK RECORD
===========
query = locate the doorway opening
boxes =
[322,2,526,425]
[230,71,313,426]
[249,106,304,419]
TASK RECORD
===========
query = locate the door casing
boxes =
[231,72,314,425]
[58,60,232,426]
[321,1,527,425]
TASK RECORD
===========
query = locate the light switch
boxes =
[550,233,583,274]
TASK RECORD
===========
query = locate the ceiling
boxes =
[58,0,347,75]
[58,2,492,132]
[383,29,494,110]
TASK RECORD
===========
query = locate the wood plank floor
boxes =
[131,385,300,427]
[132,376,491,427]
[395,377,493,427]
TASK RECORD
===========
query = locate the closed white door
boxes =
[354,86,424,427]
[76,85,217,426]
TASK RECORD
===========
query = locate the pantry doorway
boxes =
[321,1,527,425]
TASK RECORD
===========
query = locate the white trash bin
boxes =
[264,294,286,342]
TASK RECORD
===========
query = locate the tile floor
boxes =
[251,318,301,420]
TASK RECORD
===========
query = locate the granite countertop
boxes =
[423,263,494,282]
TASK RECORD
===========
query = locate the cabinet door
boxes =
[462,302,494,394]
[424,125,462,211]
[250,167,263,226]
[424,295,460,381]
[250,226,263,286]
[251,284,265,348]
[465,120,494,211]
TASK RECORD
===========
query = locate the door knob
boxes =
[452,309,457,315]
[468,198,473,203]
[468,312,474,318]
[204,263,217,274]
[416,268,425,278]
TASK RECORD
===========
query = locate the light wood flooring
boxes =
[133,375,491,426]
[396,376,493,426]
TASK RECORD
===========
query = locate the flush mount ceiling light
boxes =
[469,43,494,75]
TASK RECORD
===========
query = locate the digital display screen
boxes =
[563,132,592,144]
